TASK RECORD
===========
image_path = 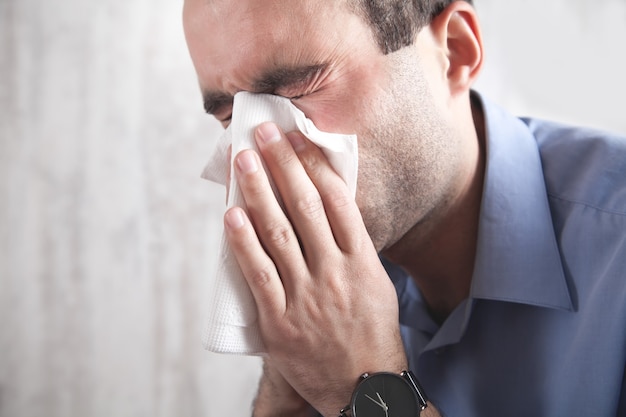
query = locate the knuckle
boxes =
[240,171,266,196]
[271,146,297,167]
[299,151,322,174]
[323,189,352,211]
[294,191,325,218]
[249,263,275,289]
[264,222,293,249]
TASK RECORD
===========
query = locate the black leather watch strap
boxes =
[402,370,428,410]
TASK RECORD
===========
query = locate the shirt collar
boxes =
[387,94,574,352]
[470,92,573,311]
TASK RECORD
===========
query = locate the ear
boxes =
[429,1,484,97]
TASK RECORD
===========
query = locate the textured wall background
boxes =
[0,1,624,416]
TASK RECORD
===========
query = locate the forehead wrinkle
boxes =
[190,0,357,109]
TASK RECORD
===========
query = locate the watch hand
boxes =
[376,392,388,409]
[376,392,389,417]
[365,394,386,409]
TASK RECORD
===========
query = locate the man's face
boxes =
[183,0,464,251]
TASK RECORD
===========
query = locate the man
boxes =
[183,0,626,416]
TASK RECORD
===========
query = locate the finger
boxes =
[225,144,232,202]
[233,148,309,288]
[254,122,337,261]
[285,131,368,253]
[224,206,287,317]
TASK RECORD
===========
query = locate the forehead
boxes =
[183,0,355,93]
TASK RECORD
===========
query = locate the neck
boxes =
[382,95,486,323]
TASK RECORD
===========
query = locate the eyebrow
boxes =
[202,63,327,116]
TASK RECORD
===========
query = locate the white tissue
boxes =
[202,92,358,355]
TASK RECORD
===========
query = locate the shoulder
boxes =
[522,117,626,216]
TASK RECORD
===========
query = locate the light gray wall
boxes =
[475,0,626,133]
[1,1,624,416]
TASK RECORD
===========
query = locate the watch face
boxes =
[352,373,421,417]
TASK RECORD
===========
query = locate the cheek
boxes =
[294,67,386,135]
[293,94,358,135]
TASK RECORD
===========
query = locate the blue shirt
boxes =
[386,94,626,416]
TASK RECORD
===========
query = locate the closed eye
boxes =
[255,63,327,100]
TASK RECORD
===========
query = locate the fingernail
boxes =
[286,131,306,152]
[225,208,245,229]
[256,122,281,144]
[236,151,258,173]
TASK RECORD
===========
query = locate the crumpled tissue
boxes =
[201,92,358,355]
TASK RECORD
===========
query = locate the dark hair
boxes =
[353,0,473,54]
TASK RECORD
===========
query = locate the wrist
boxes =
[253,359,314,417]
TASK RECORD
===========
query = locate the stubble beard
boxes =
[355,51,461,254]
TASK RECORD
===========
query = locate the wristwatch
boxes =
[339,370,428,417]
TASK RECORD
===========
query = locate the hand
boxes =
[366,393,389,417]
[224,122,407,417]
[253,359,314,417]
